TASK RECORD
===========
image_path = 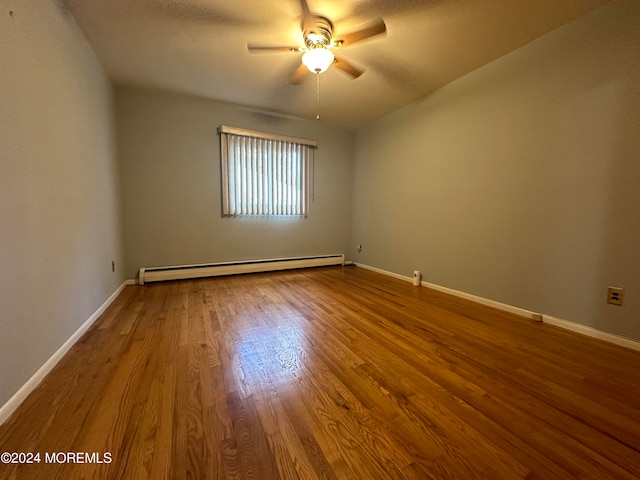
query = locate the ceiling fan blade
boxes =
[248,44,301,54]
[290,63,310,85]
[333,55,363,79]
[299,0,313,21]
[336,18,386,46]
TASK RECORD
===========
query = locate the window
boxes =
[218,125,316,217]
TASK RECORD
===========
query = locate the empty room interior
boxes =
[1,0,640,478]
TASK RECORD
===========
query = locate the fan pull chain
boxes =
[316,73,320,121]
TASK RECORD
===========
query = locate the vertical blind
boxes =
[219,126,316,217]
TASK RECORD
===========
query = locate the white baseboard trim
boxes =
[541,315,640,351]
[0,279,135,426]
[354,263,640,352]
[355,263,415,283]
[421,281,537,319]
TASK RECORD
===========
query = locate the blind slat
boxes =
[220,132,312,216]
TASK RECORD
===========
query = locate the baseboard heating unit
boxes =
[138,254,345,285]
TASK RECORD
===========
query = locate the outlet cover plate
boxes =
[607,286,624,306]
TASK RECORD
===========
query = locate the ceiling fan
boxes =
[247,0,387,84]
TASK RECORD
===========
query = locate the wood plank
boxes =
[1,266,639,479]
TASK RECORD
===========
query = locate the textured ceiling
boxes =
[64,0,610,127]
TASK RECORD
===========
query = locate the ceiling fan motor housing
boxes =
[303,16,333,48]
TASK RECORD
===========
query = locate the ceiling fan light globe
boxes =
[302,48,335,74]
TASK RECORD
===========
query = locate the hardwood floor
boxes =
[1,266,639,479]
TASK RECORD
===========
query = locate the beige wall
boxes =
[115,86,354,279]
[0,1,124,406]
[351,0,640,340]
